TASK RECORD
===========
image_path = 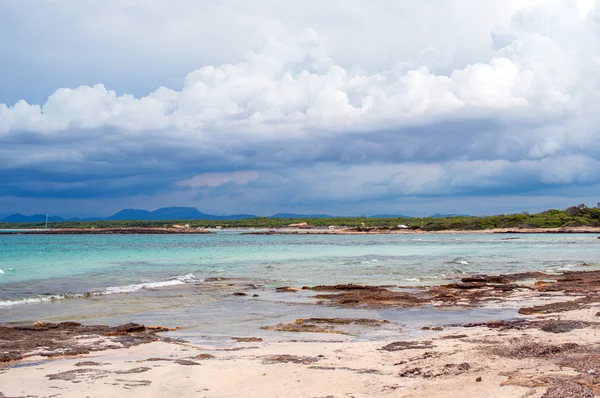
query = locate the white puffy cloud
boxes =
[0,35,585,135]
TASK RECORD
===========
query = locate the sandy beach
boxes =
[4,269,600,397]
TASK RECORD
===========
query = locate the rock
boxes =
[540,321,589,333]
[275,287,300,293]
[232,337,263,342]
[263,355,320,364]
[0,322,166,362]
[296,318,389,326]
[115,367,151,374]
[232,292,247,296]
[42,347,90,357]
[440,334,468,340]
[114,323,146,334]
[0,352,22,363]
[543,380,594,398]
[58,322,83,328]
[308,284,385,292]
[174,359,201,366]
[195,354,215,360]
[74,361,104,367]
[518,300,584,315]
[46,368,111,382]
[381,341,434,352]
[492,342,579,359]
[462,275,510,284]
[260,323,342,334]
[442,283,487,290]
[399,363,470,378]
[147,325,176,332]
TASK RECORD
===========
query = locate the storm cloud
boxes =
[1,0,599,216]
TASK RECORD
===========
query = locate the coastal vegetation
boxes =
[2,204,600,231]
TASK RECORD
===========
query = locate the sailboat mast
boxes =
[45,213,48,229]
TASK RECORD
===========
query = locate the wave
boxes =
[360,259,381,264]
[0,292,99,307]
[403,278,420,282]
[0,267,15,275]
[104,273,197,294]
[0,273,199,307]
[550,264,579,272]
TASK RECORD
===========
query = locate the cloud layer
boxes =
[1,0,599,215]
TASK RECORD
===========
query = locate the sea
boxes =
[1,232,599,343]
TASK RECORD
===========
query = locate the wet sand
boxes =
[4,270,600,397]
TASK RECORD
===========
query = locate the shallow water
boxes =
[1,232,598,341]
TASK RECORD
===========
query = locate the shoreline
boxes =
[243,226,600,235]
[4,270,600,396]
[0,227,214,235]
[2,226,600,235]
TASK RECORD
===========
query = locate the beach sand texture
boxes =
[4,269,600,397]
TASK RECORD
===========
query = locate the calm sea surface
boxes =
[1,232,599,342]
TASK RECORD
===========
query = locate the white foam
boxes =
[450,257,470,265]
[0,273,198,307]
[554,263,578,271]
[104,273,198,294]
[176,273,197,282]
[0,293,91,307]
[0,268,4,274]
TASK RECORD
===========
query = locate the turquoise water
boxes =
[1,232,599,340]
[2,232,600,302]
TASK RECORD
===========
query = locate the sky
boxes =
[1,0,600,217]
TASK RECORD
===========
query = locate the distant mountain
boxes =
[107,207,205,221]
[429,213,470,218]
[1,207,425,223]
[269,213,333,219]
[107,207,258,221]
[106,209,154,220]
[0,207,259,223]
[0,213,102,223]
[1,213,65,223]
